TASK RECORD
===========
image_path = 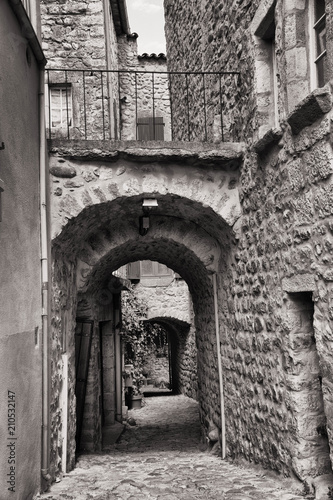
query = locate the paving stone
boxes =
[39,395,308,500]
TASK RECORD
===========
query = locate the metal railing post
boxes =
[83,71,87,140]
[101,71,105,141]
[185,73,190,141]
[65,70,69,140]
[152,72,155,140]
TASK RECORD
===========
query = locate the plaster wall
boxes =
[0,2,42,498]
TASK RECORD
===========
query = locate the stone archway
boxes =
[146,317,197,399]
[50,192,235,475]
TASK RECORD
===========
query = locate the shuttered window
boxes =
[50,85,72,129]
[137,117,164,141]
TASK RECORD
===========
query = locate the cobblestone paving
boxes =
[40,395,308,500]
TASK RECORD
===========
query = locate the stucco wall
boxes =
[0,2,42,498]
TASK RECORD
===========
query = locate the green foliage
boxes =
[121,285,166,394]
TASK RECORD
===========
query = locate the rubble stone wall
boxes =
[134,278,191,323]
[40,0,110,68]
[164,0,259,142]
[173,323,198,400]
[118,37,171,141]
[51,249,78,475]
[164,0,333,483]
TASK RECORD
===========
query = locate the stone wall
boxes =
[51,249,78,474]
[40,0,110,68]
[173,323,198,399]
[118,36,171,141]
[164,0,333,486]
[134,278,191,323]
[164,0,258,142]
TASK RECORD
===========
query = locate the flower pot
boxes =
[124,374,133,387]
[131,395,142,410]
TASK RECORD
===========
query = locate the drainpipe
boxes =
[39,67,51,484]
[213,273,226,459]
[102,0,116,139]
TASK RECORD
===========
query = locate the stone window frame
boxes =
[251,0,279,141]
[284,0,332,134]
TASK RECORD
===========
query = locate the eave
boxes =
[110,0,131,35]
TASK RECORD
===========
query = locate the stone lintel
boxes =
[48,139,245,170]
[251,0,276,37]
[287,86,332,135]
[282,274,316,293]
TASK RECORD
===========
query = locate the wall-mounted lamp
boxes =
[139,198,158,236]
[142,198,158,212]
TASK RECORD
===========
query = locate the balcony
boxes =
[46,69,241,144]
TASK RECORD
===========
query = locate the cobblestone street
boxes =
[40,395,308,500]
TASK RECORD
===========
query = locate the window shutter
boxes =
[137,117,164,140]
[153,117,164,140]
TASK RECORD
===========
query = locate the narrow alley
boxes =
[40,395,307,500]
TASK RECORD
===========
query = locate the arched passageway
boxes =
[145,316,197,399]
[50,193,234,472]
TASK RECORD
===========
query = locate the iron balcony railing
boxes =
[46,69,240,143]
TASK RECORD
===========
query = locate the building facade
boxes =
[0,1,47,499]
[164,0,333,489]
[2,0,333,497]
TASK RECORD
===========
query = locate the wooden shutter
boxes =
[137,117,164,140]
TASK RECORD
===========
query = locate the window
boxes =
[50,85,72,129]
[260,14,278,128]
[141,260,172,277]
[251,0,279,136]
[127,261,174,280]
[137,117,164,140]
[313,0,327,87]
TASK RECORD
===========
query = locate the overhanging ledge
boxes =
[48,139,245,170]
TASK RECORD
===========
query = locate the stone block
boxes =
[287,86,332,135]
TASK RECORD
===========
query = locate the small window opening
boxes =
[50,85,72,129]
[253,0,279,131]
